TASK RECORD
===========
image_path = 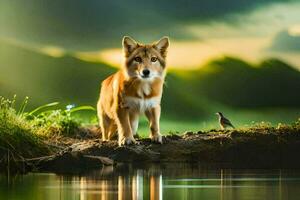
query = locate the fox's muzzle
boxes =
[141,69,150,78]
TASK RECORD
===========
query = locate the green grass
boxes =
[0,96,47,159]
[137,108,300,137]
[26,102,95,137]
[0,96,95,161]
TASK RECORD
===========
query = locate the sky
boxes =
[1,0,300,69]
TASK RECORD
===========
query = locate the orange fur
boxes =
[97,36,169,146]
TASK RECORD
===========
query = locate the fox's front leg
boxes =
[145,106,163,144]
[115,108,137,146]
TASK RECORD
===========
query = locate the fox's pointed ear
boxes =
[154,37,169,57]
[122,36,138,56]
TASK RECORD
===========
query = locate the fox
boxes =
[97,36,169,146]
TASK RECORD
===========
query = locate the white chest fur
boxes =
[137,81,152,97]
[123,96,161,112]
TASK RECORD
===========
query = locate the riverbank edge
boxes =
[1,125,300,174]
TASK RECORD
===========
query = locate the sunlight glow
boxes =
[288,25,300,36]
[40,46,65,57]
[75,37,269,69]
[75,49,122,68]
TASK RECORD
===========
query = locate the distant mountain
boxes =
[0,40,115,107]
[1,42,300,120]
[183,57,300,108]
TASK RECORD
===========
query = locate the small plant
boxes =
[0,96,47,159]
[0,96,96,172]
[25,102,95,136]
[0,96,96,157]
[16,96,29,116]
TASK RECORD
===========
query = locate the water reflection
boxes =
[1,164,300,200]
[75,166,163,200]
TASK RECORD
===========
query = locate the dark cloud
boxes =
[0,0,296,50]
[269,30,300,52]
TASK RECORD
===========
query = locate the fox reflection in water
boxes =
[73,166,162,200]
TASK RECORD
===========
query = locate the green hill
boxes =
[1,41,300,121]
[181,57,300,108]
[0,41,115,106]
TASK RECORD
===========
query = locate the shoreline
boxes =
[1,125,300,174]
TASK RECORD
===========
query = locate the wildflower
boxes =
[66,104,75,111]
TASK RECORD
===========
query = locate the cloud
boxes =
[269,30,300,52]
[0,0,295,50]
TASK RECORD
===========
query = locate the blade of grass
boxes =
[17,97,29,116]
[28,102,60,116]
[69,106,95,113]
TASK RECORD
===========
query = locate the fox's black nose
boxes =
[142,69,150,77]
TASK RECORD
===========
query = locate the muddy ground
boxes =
[15,125,299,173]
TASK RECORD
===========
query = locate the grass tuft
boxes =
[0,96,96,161]
[0,97,48,159]
[26,103,95,137]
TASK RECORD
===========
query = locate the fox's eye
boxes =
[151,57,157,62]
[134,57,142,63]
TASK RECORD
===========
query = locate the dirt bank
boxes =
[2,125,300,173]
[24,125,300,172]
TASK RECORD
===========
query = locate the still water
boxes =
[1,164,300,200]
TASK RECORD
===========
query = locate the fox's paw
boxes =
[119,136,138,146]
[150,134,163,144]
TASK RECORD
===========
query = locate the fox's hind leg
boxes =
[107,122,117,140]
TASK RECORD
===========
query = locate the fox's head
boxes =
[122,36,169,81]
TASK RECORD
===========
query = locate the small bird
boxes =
[216,112,235,130]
